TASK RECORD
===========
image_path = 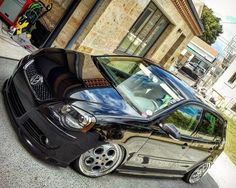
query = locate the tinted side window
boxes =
[162,105,202,136]
[194,112,224,142]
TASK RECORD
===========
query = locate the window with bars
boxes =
[231,104,236,113]
[116,2,170,57]
[228,72,236,84]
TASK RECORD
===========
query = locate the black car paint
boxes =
[2,48,226,177]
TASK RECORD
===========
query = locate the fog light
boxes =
[40,135,49,146]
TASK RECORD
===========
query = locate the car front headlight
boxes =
[49,104,96,132]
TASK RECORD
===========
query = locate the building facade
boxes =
[40,0,203,68]
[179,36,218,78]
[209,59,236,117]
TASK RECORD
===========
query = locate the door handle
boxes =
[182,143,188,149]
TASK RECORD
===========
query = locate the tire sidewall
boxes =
[183,162,212,184]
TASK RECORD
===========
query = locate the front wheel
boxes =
[183,162,211,184]
[73,143,124,177]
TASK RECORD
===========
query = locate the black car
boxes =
[2,48,226,184]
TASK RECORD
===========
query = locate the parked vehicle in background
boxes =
[179,61,207,81]
[2,48,226,184]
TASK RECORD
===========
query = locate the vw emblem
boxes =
[30,74,43,86]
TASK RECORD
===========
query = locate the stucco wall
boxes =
[211,59,236,108]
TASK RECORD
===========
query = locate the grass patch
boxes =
[224,117,236,165]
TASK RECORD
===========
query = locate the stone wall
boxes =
[147,0,194,68]
[72,0,194,68]
[75,0,150,55]
[53,0,96,47]
[36,0,104,48]
[40,0,72,31]
[46,0,196,68]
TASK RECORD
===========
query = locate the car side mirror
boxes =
[161,123,181,140]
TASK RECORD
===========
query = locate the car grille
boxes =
[23,119,44,145]
[8,82,26,117]
[24,61,53,101]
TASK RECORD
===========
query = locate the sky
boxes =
[203,0,236,54]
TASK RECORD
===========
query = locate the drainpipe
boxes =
[65,0,102,49]
[41,0,82,48]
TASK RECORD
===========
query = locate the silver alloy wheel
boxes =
[78,143,123,177]
[189,163,211,183]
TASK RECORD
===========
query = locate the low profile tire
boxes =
[72,143,124,177]
[183,162,211,184]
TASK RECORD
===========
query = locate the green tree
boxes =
[200,5,223,45]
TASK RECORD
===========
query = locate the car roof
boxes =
[152,68,225,119]
[153,67,225,118]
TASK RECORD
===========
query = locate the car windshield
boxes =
[96,56,183,117]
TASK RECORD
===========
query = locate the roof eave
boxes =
[172,0,204,36]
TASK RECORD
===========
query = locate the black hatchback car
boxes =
[2,48,226,183]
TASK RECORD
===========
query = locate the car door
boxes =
[186,110,225,166]
[135,104,203,171]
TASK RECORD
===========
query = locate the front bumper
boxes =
[2,63,103,167]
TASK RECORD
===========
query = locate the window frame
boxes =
[191,109,225,144]
[231,103,236,113]
[228,72,236,84]
[154,102,225,144]
[115,1,170,57]
[159,104,204,137]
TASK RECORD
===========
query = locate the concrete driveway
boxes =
[0,58,219,188]
[0,20,29,60]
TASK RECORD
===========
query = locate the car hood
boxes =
[68,87,142,120]
[30,49,141,120]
